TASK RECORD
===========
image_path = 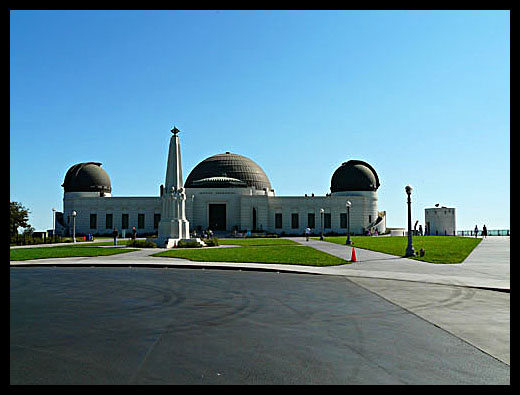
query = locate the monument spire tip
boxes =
[171,126,180,136]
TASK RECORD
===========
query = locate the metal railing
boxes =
[457,229,510,237]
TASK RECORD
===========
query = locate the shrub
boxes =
[127,239,157,248]
[202,237,219,247]
[178,240,203,248]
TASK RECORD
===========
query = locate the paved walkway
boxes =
[290,236,510,291]
[10,236,510,292]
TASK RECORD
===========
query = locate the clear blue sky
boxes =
[10,10,510,232]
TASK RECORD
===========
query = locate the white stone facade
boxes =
[58,186,385,237]
[59,193,161,237]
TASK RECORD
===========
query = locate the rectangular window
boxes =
[122,213,129,229]
[154,213,161,229]
[340,213,348,229]
[275,213,282,229]
[291,213,299,229]
[106,214,113,229]
[324,213,331,229]
[369,215,372,224]
[90,214,97,229]
[308,213,315,229]
[138,213,145,229]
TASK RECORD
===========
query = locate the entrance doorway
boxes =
[209,204,226,231]
[252,208,257,231]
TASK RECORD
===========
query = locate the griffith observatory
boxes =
[55,128,387,240]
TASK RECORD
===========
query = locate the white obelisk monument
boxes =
[156,126,191,248]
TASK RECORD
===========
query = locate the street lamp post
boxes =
[320,208,324,240]
[72,210,77,243]
[405,185,415,257]
[346,201,352,245]
[52,208,56,238]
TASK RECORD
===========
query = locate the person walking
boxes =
[132,226,137,241]
[482,224,488,239]
[305,227,311,241]
[113,227,119,246]
[474,225,479,238]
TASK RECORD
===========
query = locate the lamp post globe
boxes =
[72,210,77,243]
[346,201,352,245]
[320,208,325,240]
[405,185,415,257]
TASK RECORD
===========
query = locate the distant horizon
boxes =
[10,10,510,232]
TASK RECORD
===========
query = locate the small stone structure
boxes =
[425,206,456,236]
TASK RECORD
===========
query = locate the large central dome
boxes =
[185,152,272,190]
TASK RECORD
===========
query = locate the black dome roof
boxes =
[331,160,380,192]
[62,162,112,193]
[185,152,272,190]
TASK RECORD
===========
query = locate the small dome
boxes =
[185,152,272,190]
[331,160,380,192]
[62,162,112,193]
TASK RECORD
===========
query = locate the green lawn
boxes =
[10,246,139,261]
[10,240,132,248]
[152,245,347,266]
[314,236,481,264]
[218,238,299,246]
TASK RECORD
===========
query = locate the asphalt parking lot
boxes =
[10,266,510,385]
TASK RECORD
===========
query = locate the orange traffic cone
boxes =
[351,247,357,262]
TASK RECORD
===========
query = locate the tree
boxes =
[10,202,30,236]
[23,226,35,236]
